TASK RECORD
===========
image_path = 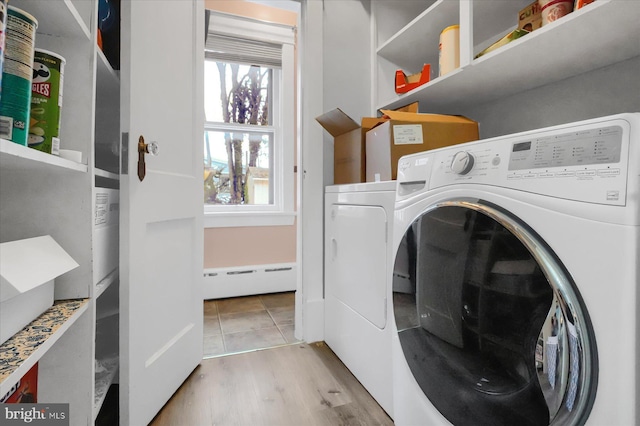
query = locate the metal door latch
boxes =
[137,135,159,181]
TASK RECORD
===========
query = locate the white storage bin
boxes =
[0,235,79,344]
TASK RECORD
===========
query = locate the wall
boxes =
[455,55,640,139]
[203,0,298,270]
[322,0,373,186]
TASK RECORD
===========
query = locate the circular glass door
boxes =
[392,200,597,426]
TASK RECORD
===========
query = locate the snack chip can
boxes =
[439,25,460,77]
[0,6,38,146]
[0,0,7,102]
[29,49,65,154]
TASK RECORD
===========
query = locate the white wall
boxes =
[322,0,373,186]
[300,0,373,342]
[443,56,640,139]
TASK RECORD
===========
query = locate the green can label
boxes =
[29,49,65,154]
[0,0,7,100]
[0,6,37,146]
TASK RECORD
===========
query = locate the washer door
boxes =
[392,200,597,426]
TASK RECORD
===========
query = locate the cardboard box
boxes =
[0,236,79,345]
[1,363,38,403]
[94,188,119,284]
[366,110,479,182]
[316,109,387,184]
[316,103,426,184]
[519,0,542,32]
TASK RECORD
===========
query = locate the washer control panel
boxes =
[422,119,631,206]
[508,125,622,171]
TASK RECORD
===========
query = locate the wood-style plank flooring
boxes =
[150,342,393,426]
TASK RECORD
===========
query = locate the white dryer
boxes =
[391,113,639,425]
[325,181,396,417]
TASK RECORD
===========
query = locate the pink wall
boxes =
[205,0,298,26]
[204,0,298,269]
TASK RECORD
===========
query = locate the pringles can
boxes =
[439,25,460,77]
[29,49,65,154]
[0,6,38,146]
[0,0,7,103]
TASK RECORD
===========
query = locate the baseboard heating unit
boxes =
[203,263,296,299]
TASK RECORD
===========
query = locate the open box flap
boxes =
[1,236,79,303]
[316,108,360,137]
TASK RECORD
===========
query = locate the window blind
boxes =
[205,33,283,68]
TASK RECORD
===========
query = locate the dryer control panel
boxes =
[424,117,633,206]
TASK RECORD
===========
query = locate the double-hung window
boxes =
[204,11,296,227]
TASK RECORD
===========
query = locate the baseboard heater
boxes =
[203,263,296,300]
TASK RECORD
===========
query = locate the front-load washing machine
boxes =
[325,181,396,417]
[390,113,639,425]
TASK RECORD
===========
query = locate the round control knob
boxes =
[451,151,475,175]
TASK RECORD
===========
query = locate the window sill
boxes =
[204,211,297,228]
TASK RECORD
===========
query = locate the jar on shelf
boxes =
[539,0,574,26]
[439,25,459,77]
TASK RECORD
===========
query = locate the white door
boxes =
[119,1,204,425]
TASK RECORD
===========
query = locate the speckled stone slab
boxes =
[0,299,89,383]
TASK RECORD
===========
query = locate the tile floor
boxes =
[203,292,299,358]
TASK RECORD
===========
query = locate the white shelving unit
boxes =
[0,0,120,423]
[374,0,640,113]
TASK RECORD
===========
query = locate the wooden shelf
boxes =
[95,269,118,299]
[0,138,88,173]
[377,0,459,71]
[10,0,91,40]
[95,168,120,181]
[378,0,640,111]
[0,299,89,396]
[93,354,118,419]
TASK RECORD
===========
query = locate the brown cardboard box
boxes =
[519,0,542,32]
[365,110,479,181]
[316,102,426,184]
[316,109,387,184]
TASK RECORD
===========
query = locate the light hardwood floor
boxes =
[150,342,394,426]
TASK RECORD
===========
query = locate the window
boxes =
[203,11,296,227]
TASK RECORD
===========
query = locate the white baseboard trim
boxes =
[303,298,324,343]
[203,263,297,300]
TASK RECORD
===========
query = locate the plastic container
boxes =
[0,6,38,145]
[439,25,460,77]
[29,49,66,154]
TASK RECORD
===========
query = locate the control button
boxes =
[523,173,537,179]
[597,168,620,177]
[576,170,597,178]
[491,156,501,166]
[556,171,576,178]
[539,172,555,178]
[451,151,475,175]
[507,174,522,180]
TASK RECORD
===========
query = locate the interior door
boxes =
[119,1,204,425]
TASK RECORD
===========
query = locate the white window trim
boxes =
[204,12,296,228]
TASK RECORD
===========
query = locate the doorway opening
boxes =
[203,292,299,358]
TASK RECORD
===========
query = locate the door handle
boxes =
[137,135,159,181]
